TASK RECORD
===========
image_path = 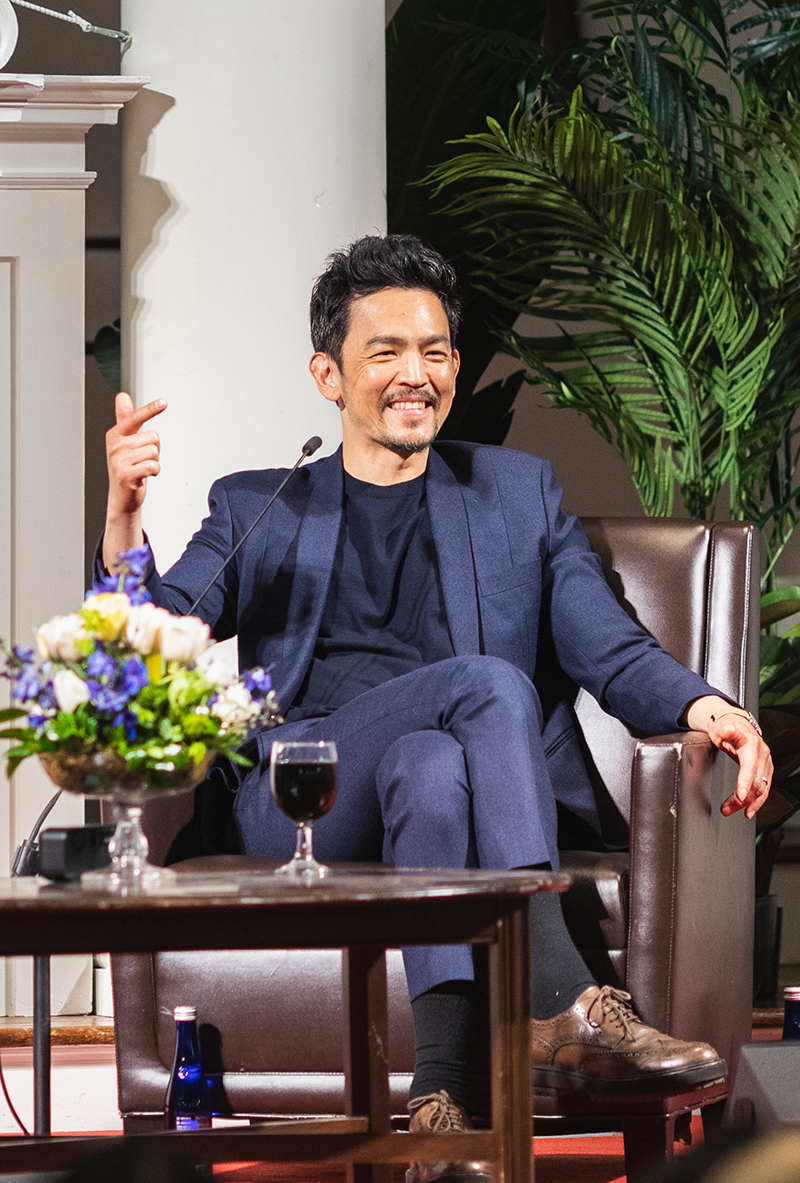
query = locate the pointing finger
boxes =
[115,392,167,433]
[114,391,134,423]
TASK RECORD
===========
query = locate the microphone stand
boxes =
[187,436,322,617]
[11,790,63,1134]
[10,792,60,1136]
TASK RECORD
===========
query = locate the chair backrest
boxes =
[575,518,760,823]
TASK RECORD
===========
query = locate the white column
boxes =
[0,74,146,1015]
[119,0,387,571]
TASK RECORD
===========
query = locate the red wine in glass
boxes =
[270,741,337,876]
[272,761,337,823]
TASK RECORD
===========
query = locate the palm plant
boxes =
[427,2,800,579]
[424,0,800,859]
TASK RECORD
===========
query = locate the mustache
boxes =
[379,388,440,413]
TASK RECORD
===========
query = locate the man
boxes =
[102,235,772,1179]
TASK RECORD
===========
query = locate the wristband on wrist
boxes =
[709,709,763,737]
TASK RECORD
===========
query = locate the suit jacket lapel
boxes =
[427,449,481,654]
[280,447,344,702]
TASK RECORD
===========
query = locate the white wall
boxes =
[119,0,387,573]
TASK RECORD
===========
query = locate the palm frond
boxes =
[429,96,771,518]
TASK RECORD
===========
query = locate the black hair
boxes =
[310,234,461,366]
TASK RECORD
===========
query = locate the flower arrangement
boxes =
[0,546,282,782]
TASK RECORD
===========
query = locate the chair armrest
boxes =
[626,732,753,1078]
[111,954,168,1115]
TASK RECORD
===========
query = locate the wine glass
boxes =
[269,740,338,877]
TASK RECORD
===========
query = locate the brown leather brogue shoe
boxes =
[406,1090,492,1183]
[531,985,726,1094]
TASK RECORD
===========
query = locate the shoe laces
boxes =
[408,1090,468,1132]
[586,985,638,1040]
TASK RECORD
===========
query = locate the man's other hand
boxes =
[686,694,773,820]
[103,392,167,572]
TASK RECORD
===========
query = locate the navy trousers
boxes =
[233,655,560,999]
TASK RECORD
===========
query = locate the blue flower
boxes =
[119,545,151,578]
[112,707,138,740]
[243,667,272,698]
[37,681,57,712]
[89,546,152,602]
[88,574,119,597]
[87,647,116,681]
[122,575,151,606]
[3,646,38,699]
[121,657,148,697]
[12,667,41,702]
[89,682,129,713]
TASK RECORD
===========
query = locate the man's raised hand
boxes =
[103,392,167,572]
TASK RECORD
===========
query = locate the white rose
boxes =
[53,669,91,714]
[211,683,260,732]
[158,614,212,663]
[36,614,89,662]
[194,645,237,687]
[125,602,172,655]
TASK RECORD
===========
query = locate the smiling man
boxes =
[308,284,458,477]
[101,235,772,1183]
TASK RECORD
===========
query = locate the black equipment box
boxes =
[38,825,115,882]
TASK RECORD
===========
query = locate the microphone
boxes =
[186,436,323,618]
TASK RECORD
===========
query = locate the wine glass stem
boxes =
[295,823,315,863]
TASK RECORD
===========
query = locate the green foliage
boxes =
[0,667,233,781]
[425,1,800,577]
[91,318,121,393]
[761,586,800,629]
[757,585,800,836]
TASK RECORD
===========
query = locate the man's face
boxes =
[311,287,459,460]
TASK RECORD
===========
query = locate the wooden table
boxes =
[0,866,568,1182]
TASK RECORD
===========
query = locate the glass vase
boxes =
[39,749,213,893]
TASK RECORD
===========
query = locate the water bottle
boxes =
[782,987,800,1040]
[165,1005,212,1129]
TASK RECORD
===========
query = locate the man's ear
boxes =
[309,352,343,405]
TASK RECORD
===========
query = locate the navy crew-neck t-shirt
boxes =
[287,470,454,720]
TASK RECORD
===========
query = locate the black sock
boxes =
[529,890,596,1020]
[410,981,478,1110]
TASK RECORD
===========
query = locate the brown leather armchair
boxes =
[111,518,759,1177]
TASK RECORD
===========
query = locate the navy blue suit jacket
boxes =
[140,442,716,768]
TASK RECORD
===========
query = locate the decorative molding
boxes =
[0,171,96,188]
[0,74,43,102]
[24,75,148,106]
[0,74,148,126]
